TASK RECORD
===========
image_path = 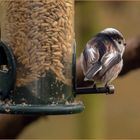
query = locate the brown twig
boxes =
[120,37,140,76]
[0,114,39,139]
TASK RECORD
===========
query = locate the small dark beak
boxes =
[124,43,127,46]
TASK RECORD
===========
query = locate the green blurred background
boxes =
[17,1,140,139]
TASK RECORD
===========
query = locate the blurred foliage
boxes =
[75,1,99,56]
[75,2,105,138]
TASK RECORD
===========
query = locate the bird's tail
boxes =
[84,62,102,81]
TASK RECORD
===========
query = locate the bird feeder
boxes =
[0,0,114,115]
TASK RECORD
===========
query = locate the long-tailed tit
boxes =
[80,28,126,86]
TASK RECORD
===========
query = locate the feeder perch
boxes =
[0,0,114,115]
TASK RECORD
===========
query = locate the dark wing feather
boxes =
[82,37,107,81]
[100,53,122,77]
[84,61,102,81]
[81,38,99,75]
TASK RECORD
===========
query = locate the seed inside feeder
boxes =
[1,0,74,87]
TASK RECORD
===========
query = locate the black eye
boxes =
[118,40,121,44]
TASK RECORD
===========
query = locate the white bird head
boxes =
[100,28,126,55]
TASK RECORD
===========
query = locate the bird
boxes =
[80,28,126,87]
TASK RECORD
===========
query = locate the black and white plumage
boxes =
[80,28,126,86]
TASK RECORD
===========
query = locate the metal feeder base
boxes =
[0,103,84,115]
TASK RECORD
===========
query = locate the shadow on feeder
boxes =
[0,41,114,115]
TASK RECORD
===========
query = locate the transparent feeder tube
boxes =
[0,0,75,105]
